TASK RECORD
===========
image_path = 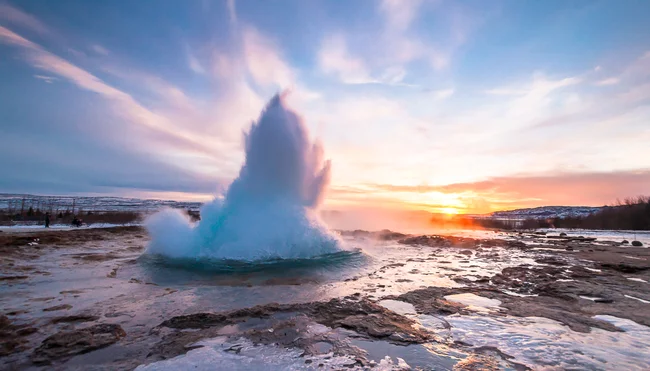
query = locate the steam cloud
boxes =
[145,93,342,261]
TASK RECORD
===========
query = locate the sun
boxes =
[439,207,459,215]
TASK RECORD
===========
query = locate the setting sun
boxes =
[439,207,459,215]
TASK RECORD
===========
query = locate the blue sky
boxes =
[1,0,649,212]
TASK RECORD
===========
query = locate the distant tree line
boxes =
[475,196,650,231]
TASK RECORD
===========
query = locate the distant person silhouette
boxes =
[45,212,50,228]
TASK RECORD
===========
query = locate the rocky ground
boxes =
[0,227,649,370]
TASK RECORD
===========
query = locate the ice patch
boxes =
[623,255,646,260]
[135,337,411,371]
[579,296,604,302]
[625,294,650,304]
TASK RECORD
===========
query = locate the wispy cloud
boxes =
[187,52,205,74]
[433,88,454,100]
[318,34,374,84]
[0,25,216,159]
[226,0,237,25]
[484,88,527,96]
[242,26,293,88]
[91,44,109,56]
[378,0,427,64]
[594,77,619,86]
[0,3,49,35]
[33,74,57,83]
[380,0,422,32]
[318,0,469,85]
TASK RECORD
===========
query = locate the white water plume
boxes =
[145,93,342,261]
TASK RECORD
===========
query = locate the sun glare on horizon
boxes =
[439,207,460,215]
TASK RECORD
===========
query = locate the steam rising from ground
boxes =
[145,93,342,261]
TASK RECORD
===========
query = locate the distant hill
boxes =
[490,206,603,219]
[0,193,203,213]
[0,194,604,221]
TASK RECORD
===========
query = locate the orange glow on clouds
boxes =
[325,170,650,215]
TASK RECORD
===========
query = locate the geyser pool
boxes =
[145,93,344,261]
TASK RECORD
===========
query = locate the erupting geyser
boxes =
[145,93,343,261]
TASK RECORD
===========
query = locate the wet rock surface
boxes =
[0,226,649,369]
[0,315,37,357]
[31,323,126,365]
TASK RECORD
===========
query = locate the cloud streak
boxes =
[318,34,374,84]
[0,3,50,35]
[0,25,216,159]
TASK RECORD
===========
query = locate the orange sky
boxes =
[126,169,650,215]
[325,170,650,214]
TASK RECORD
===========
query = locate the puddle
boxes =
[135,337,358,370]
[350,338,464,370]
[378,300,417,316]
[444,293,502,312]
[440,314,650,370]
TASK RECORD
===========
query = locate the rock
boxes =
[600,263,649,273]
[31,324,126,365]
[43,304,72,312]
[375,229,408,240]
[298,298,432,344]
[1,315,37,357]
[50,315,100,324]
[559,232,568,237]
[396,286,624,333]
[631,241,643,247]
[535,257,567,266]
[159,297,432,345]
[70,253,121,262]
[160,312,228,329]
[0,275,29,281]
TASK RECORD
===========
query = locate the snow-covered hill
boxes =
[490,206,602,219]
[0,194,203,213]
